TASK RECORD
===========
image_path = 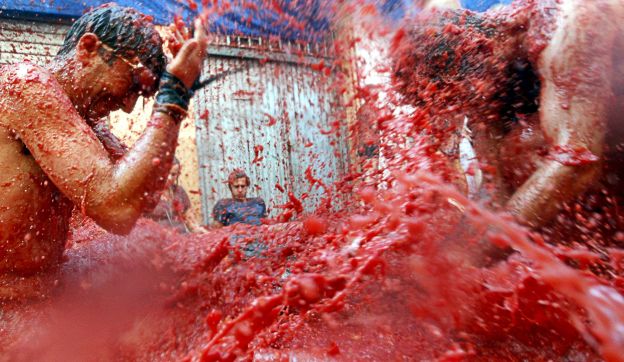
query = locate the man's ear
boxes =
[76,33,100,64]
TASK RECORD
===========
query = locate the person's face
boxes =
[87,45,158,119]
[230,177,249,200]
[166,162,181,187]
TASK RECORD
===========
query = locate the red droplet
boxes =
[303,216,328,236]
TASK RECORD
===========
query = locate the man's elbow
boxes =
[509,160,602,227]
[577,161,602,187]
[90,205,141,235]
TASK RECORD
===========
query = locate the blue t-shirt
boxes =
[213,198,266,226]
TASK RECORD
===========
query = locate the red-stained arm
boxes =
[506,0,620,227]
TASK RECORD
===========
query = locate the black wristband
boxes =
[155,71,193,110]
[191,78,203,92]
[153,103,188,124]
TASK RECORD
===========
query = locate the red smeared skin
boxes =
[91,121,129,161]
[504,0,623,228]
[498,114,546,189]
[546,145,600,167]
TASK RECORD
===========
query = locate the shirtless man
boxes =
[0,4,206,298]
[393,0,624,246]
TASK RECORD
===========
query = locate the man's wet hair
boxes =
[57,3,166,82]
[392,9,506,107]
[392,8,540,123]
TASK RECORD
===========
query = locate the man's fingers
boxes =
[179,40,199,58]
[194,18,206,39]
[174,27,186,44]
[194,18,208,53]
[167,19,206,88]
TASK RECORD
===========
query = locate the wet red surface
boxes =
[2,172,622,361]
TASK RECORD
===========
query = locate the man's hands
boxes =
[166,19,208,89]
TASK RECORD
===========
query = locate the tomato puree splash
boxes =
[2,173,622,360]
[1,0,624,361]
[0,169,616,361]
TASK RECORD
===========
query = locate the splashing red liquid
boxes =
[2,169,622,360]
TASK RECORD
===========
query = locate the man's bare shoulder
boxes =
[0,62,69,105]
[0,62,57,88]
[0,62,73,126]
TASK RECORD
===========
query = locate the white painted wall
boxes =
[194,45,348,223]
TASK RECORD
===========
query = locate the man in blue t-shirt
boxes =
[213,169,267,227]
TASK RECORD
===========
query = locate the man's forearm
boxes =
[103,69,193,216]
[506,160,600,227]
[106,112,181,215]
[82,111,181,233]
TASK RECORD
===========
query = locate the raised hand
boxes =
[166,18,208,89]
